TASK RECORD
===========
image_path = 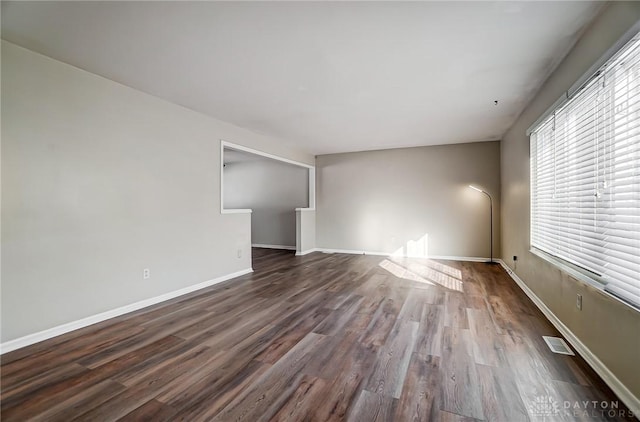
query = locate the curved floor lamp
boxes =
[469,185,495,264]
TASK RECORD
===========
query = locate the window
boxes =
[530,32,640,309]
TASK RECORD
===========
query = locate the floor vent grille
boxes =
[543,336,574,356]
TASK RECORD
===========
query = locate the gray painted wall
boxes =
[501,2,640,399]
[1,41,314,342]
[316,142,501,258]
[224,159,308,247]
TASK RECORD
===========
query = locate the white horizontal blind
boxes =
[531,34,640,308]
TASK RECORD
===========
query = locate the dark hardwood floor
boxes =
[1,248,633,421]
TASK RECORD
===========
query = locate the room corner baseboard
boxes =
[498,260,640,417]
[251,244,296,251]
[295,248,319,256]
[0,267,254,355]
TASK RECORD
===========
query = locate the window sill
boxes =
[529,247,640,313]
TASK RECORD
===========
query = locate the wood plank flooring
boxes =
[1,248,634,421]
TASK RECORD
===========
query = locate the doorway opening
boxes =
[221,141,316,266]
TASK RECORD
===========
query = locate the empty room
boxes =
[1,1,639,421]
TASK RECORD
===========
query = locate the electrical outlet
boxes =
[143,268,150,279]
[237,249,242,259]
[576,294,582,310]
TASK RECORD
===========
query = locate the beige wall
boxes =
[1,41,314,342]
[224,159,309,247]
[501,2,640,400]
[316,142,500,258]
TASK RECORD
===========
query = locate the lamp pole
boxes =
[469,186,494,264]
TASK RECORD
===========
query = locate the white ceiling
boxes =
[1,1,603,155]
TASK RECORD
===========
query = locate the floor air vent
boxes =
[542,336,574,356]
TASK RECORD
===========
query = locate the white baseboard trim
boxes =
[317,247,388,256]
[251,244,296,251]
[428,255,491,262]
[0,267,254,355]
[316,247,490,262]
[498,260,640,417]
[295,248,319,256]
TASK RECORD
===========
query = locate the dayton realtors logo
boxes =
[529,395,560,418]
[529,396,635,419]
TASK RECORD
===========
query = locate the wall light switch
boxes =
[576,294,582,310]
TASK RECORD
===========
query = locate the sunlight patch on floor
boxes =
[379,258,463,292]
[379,259,435,285]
